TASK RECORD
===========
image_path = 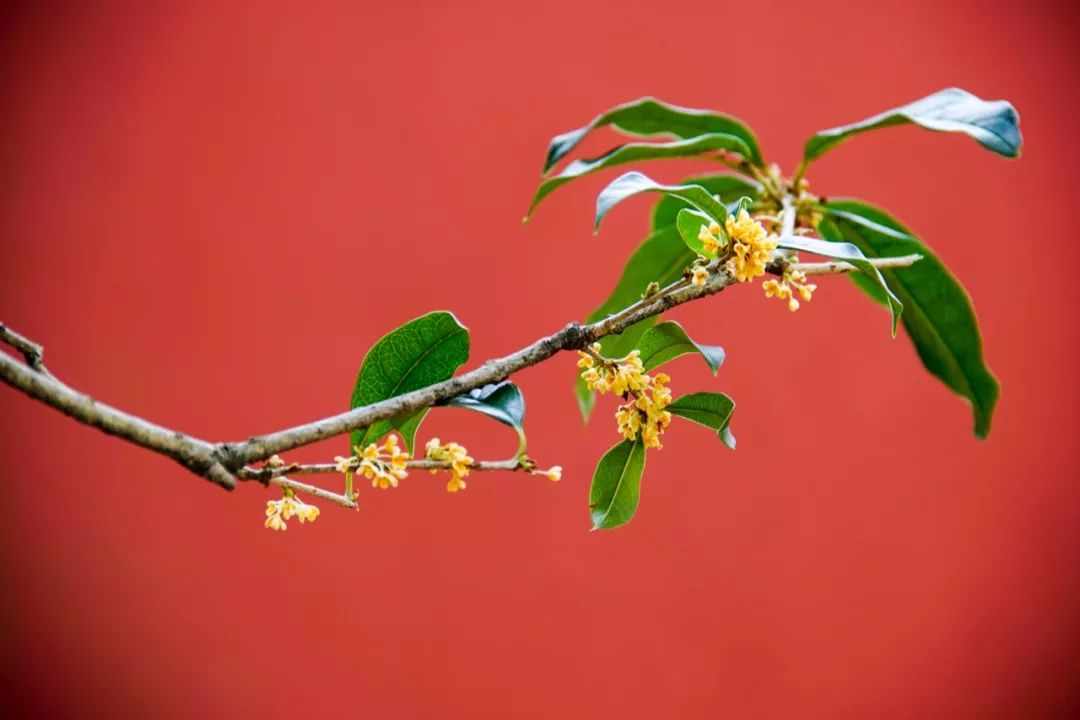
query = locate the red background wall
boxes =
[1,1,1077,717]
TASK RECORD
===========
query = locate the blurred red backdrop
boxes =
[1,0,1078,717]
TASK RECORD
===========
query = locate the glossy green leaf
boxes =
[668,392,736,449]
[804,87,1022,162]
[820,199,999,438]
[676,208,720,258]
[543,97,763,173]
[651,174,761,229]
[637,321,725,374]
[528,134,752,217]
[589,439,647,530]
[350,311,470,454]
[441,381,527,453]
[776,235,903,335]
[596,172,728,231]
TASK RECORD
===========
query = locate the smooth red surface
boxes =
[1,1,1078,717]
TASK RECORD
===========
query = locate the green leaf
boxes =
[668,392,736,449]
[349,311,470,454]
[543,97,763,173]
[726,195,754,218]
[676,208,720,258]
[637,321,725,374]
[820,206,914,240]
[528,134,752,217]
[651,174,761,229]
[596,172,729,232]
[820,199,999,438]
[804,87,1022,162]
[589,439,647,530]
[441,381,527,453]
[776,235,903,336]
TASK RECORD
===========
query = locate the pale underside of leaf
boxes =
[804,87,1022,161]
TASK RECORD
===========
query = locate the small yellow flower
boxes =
[697,220,724,255]
[610,350,646,396]
[334,455,355,474]
[691,266,709,287]
[426,438,474,493]
[533,465,562,482]
[357,434,411,489]
[763,267,816,312]
[724,210,777,282]
[264,490,319,531]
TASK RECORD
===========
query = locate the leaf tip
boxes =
[721,428,736,450]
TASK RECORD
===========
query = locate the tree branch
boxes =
[1,237,921,492]
[269,476,357,509]
[792,254,923,275]
[0,348,234,489]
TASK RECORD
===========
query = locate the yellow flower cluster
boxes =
[724,210,777,282]
[334,434,410,490]
[763,267,817,312]
[614,372,673,449]
[697,220,724,255]
[265,491,320,531]
[577,344,648,396]
[425,438,474,492]
[578,344,674,449]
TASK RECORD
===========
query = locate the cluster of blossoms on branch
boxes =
[335,434,411,490]
[424,438,473,492]
[261,430,562,529]
[763,266,817,313]
[578,345,673,449]
[692,209,815,312]
[265,489,320,531]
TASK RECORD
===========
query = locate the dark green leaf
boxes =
[820,199,999,438]
[676,208,720,258]
[668,392,736,449]
[804,87,1022,162]
[777,235,903,335]
[350,311,470,454]
[543,97,763,172]
[637,321,725,374]
[589,439,647,530]
[596,172,728,231]
[442,381,524,429]
[528,134,752,217]
[441,382,527,453]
